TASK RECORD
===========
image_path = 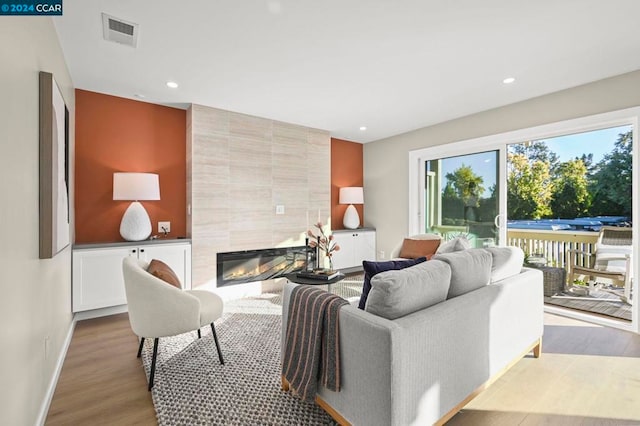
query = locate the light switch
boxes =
[275,205,285,215]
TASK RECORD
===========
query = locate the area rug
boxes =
[545,289,631,321]
[140,312,337,425]
[138,274,367,426]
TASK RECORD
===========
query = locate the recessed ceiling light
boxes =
[503,77,516,84]
[166,81,179,89]
[359,126,367,131]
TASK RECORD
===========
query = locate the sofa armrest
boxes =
[281,281,398,426]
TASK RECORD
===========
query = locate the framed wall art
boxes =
[39,71,70,259]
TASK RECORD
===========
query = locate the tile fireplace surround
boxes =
[187,104,331,289]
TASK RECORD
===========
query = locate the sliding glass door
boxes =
[408,106,638,333]
[422,150,503,247]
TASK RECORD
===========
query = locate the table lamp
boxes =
[113,172,160,241]
[339,187,364,229]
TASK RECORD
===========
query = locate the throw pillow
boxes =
[358,257,427,310]
[365,260,451,320]
[486,246,524,283]
[398,238,441,259]
[433,248,492,298]
[147,259,182,289]
[435,236,471,254]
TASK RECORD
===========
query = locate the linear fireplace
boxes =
[216,246,312,287]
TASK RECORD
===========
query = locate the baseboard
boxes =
[74,304,128,321]
[36,316,77,426]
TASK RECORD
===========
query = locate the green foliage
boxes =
[550,159,592,218]
[588,131,633,216]
[444,164,485,199]
[507,132,632,220]
[511,141,560,171]
[507,153,553,219]
[442,165,486,222]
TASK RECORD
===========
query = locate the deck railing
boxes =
[506,229,599,270]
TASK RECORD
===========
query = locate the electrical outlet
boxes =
[378,250,386,260]
[275,205,285,215]
[158,221,171,234]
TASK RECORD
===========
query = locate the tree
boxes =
[441,165,484,223]
[577,153,595,175]
[510,141,560,173]
[550,159,592,218]
[507,153,553,219]
[441,181,464,224]
[589,131,633,216]
[444,164,485,200]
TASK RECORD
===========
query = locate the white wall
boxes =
[0,18,74,425]
[364,70,640,257]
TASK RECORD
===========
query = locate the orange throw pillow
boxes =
[399,238,441,260]
[147,259,182,289]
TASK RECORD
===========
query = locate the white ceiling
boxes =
[54,0,640,143]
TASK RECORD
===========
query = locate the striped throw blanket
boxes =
[282,285,349,402]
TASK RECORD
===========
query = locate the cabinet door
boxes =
[354,231,376,264]
[139,243,192,289]
[331,232,356,269]
[72,247,132,312]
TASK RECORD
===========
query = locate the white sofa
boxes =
[282,247,543,425]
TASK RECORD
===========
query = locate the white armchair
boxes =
[122,257,224,390]
[567,226,633,304]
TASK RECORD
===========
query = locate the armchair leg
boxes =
[148,338,159,391]
[197,329,201,339]
[210,323,224,365]
[137,337,145,358]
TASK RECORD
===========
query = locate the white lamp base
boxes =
[343,204,361,229]
[120,201,152,241]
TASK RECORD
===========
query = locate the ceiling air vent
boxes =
[102,13,139,47]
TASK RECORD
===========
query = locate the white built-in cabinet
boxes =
[72,240,192,313]
[331,228,376,270]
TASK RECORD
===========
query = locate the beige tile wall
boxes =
[187,104,330,287]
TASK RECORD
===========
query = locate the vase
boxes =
[324,253,333,272]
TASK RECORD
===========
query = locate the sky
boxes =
[432,151,498,198]
[530,124,631,163]
[433,124,631,198]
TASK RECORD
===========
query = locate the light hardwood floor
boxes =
[46,313,640,425]
[45,313,155,425]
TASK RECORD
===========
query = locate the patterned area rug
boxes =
[140,274,366,425]
[140,314,336,425]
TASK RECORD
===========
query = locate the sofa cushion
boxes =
[435,236,471,254]
[358,257,427,310]
[487,246,524,283]
[433,248,491,298]
[398,238,440,259]
[147,259,182,289]
[365,260,451,320]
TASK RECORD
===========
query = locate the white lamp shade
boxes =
[339,187,364,204]
[113,173,160,201]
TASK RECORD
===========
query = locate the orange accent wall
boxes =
[75,89,187,243]
[331,138,364,230]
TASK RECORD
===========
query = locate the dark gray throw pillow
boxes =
[358,257,427,310]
